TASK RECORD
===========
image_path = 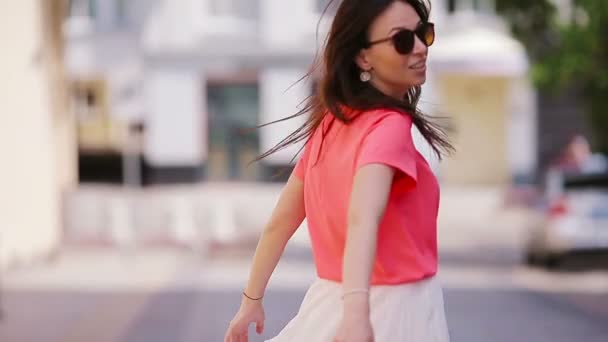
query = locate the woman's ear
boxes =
[356,49,373,72]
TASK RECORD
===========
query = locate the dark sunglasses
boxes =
[366,22,435,55]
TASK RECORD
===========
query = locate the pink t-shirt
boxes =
[293,108,440,285]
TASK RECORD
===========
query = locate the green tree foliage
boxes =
[496,0,608,153]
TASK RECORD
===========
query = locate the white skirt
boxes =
[266,276,450,342]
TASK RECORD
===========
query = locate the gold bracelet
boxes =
[341,288,369,299]
[243,291,264,301]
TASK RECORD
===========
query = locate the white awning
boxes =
[430,27,529,76]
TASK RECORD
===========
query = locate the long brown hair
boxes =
[254,0,453,165]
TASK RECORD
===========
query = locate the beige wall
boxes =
[0,0,75,269]
[438,75,510,185]
[45,0,78,191]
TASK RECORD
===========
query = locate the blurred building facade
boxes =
[0,0,76,269]
[64,0,536,186]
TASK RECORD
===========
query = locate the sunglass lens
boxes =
[393,30,415,54]
[420,23,435,46]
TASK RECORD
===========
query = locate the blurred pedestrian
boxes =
[225,1,452,341]
[552,134,607,174]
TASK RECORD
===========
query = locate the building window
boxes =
[448,0,457,13]
[207,82,261,181]
[209,0,258,20]
[69,0,96,17]
[116,0,127,25]
[448,0,494,13]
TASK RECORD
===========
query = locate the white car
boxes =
[525,171,608,268]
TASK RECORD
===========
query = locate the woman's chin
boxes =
[412,75,427,87]
[404,79,426,89]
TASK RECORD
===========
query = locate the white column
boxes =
[416,70,442,175]
[259,67,310,164]
[507,76,538,181]
[143,67,207,166]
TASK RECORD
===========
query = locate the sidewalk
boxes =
[4,184,535,292]
[63,184,530,253]
[2,248,190,291]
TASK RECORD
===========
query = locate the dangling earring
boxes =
[360,70,371,82]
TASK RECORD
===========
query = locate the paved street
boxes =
[1,243,608,342]
[2,192,608,342]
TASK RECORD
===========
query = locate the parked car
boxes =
[525,171,608,268]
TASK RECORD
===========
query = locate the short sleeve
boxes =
[293,138,312,180]
[356,114,417,184]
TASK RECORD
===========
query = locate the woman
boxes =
[225,0,452,341]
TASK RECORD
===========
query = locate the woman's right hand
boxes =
[224,296,265,342]
[333,311,375,342]
[333,296,374,342]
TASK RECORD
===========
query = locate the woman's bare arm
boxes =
[342,164,395,312]
[243,173,306,299]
